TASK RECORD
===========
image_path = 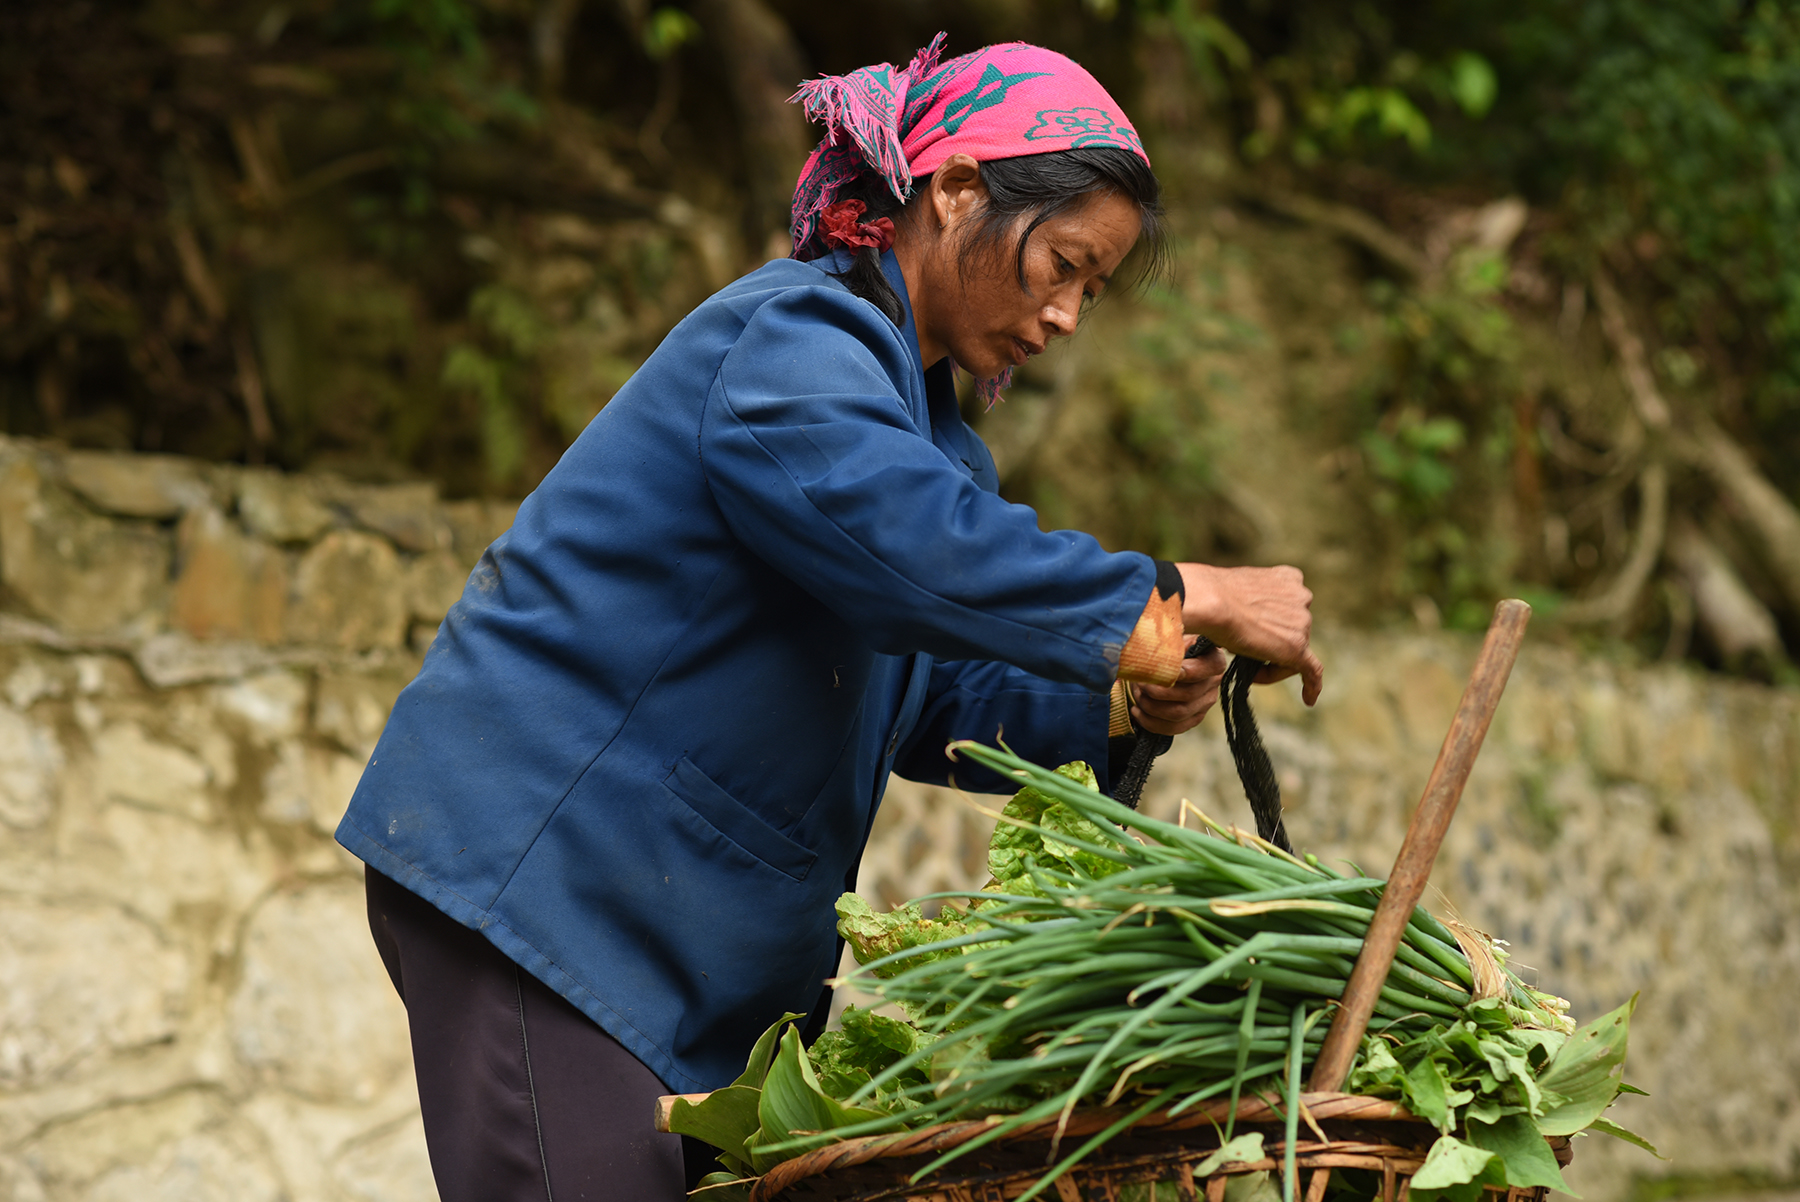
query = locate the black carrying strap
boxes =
[1110,637,1293,853]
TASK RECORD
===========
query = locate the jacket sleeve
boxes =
[891,658,1115,794]
[700,287,1153,692]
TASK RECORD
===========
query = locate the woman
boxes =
[338,35,1322,1202]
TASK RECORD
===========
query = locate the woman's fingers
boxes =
[1131,646,1225,735]
[1250,648,1325,706]
[1175,562,1324,705]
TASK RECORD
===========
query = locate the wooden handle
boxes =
[1308,599,1532,1091]
[654,1093,712,1133]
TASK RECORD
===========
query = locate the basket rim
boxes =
[751,1091,1429,1199]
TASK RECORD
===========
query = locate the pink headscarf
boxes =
[788,35,1150,261]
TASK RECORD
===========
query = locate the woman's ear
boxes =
[929,154,987,232]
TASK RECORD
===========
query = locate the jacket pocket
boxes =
[664,756,818,882]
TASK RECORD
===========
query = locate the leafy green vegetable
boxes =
[1194,1133,1266,1176]
[834,894,987,977]
[746,1028,890,1173]
[806,1005,930,1111]
[1588,1116,1664,1157]
[689,1171,755,1201]
[664,1011,802,1180]
[731,1010,803,1090]
[984,760,1126,892]
[1465,1112,1567,1190]
[1409,1135,1508,1201]
[664,1087,762,1178]
[1534,995,1636,1136]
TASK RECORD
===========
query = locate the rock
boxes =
[443,497,518,564]
[314,669,407,759]
[2,655,62,709]
[261,740,366,833]
[229,880,410,1104]
[170,506,290,644]
[343,481,450,553]
[133,632,316,690]
[0,455,170,636]
[27,1088,221,1186]
[63,450,211,519]
[90,721,213,821]
[84,1130,284,1202]
[170,700,239,792]
[0,1155,47,1202]
[0,706,63,829]
[334,1111,439,1202]
[53,796,268,929]
[287,531,408,650]
[214,670,309,743]
[0,898,187,1088]
[240,1088,433,1202]
[404,550,470,626]
[237,470,335,543]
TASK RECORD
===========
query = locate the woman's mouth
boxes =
[1010,337,1042,366]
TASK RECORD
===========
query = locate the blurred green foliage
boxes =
[1223,0,1800,482]
[5,0,1798,663]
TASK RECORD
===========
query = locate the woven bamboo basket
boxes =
[744,1092,1572,1202]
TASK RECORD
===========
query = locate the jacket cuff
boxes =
[1116,560,1185,686]
[1108,680,1135,738]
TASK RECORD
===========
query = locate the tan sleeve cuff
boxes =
[1109,680,1135,738]
[1117,586,1184,686]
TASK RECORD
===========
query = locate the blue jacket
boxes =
[337,251,1156,1092]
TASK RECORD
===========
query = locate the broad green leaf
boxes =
[1478,1038,1530,1084]
[1465,1112,1568,1191]
[1588,1116,1664,1157]
[1193,1133,1265,1176]
[1464,998,1512,1031]
[1405,1053,1453,1131]
[750,1028,889,1173]
[1348,1036,1404,1091]
[1501,1026,1567,1066]
[1222,1170,1282,1202]
[1409,1135,1506,1202]
[1464,1096,1504,1126]
[690,1172,756,1201]
[1535,996,1635,1136]
[732,1011,804,1090]
[664,1086,763,1173]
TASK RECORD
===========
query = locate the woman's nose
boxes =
[1041,299,1079,338]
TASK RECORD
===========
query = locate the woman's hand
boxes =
[1176,563,1325,706]
[1130,640,1227,735]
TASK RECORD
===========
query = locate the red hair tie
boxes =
[819,199,895,253]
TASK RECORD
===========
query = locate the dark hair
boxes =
[827,147,1165,328]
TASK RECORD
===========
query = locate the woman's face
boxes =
[907,172,1143,381]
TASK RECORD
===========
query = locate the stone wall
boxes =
[0,437,512,1201]
[0,436,1794,1200]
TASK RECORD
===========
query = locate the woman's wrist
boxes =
[1175,562,1229,637]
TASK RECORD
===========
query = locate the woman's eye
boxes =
[1055,255,1075,276]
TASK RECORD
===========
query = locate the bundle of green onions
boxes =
[673,742,1644,1202]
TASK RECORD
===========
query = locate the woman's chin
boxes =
[954,350,1009,380]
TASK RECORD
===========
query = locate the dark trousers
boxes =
[365,867,715,1201]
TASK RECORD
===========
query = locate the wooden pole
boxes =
[1308,599,1532,1092]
